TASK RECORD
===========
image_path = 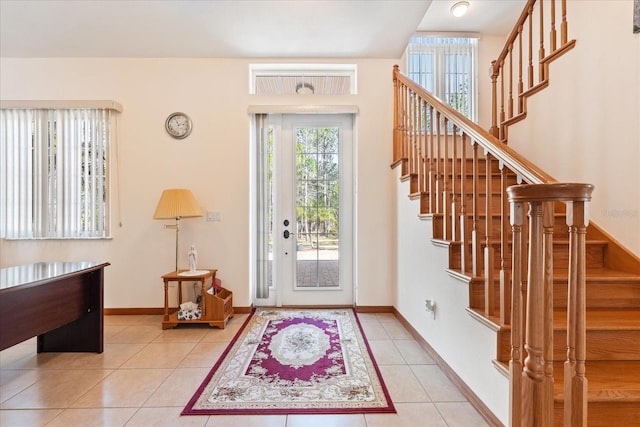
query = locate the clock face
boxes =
[165,112,192,139]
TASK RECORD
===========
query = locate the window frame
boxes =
[406,35,479,123]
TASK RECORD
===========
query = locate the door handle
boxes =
[283,230,291,239]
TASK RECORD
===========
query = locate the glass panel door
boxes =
[278,114,353,306]
[295,126,340,289]
[254,113,353,307]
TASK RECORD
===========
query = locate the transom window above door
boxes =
[249,64,357,95]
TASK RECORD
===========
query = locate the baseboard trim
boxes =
[354,305,395,313]
[104,307,252,315]
[392,307,504,427]
[104,308,165,315]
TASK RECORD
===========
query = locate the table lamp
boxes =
[153,188,203,271]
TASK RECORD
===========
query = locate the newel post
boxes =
[507,183,593,427]
[392,65,401,165]
[489,60,500,138]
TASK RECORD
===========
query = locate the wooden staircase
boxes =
[392,1,640,424]
[395,138,640,424]
[393,44,640,427]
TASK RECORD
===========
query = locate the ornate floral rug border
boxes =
[182,308,395,415]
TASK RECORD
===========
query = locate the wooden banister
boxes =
[490,0,576,143]
[394,66,554,185]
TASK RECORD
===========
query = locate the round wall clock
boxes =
[165,112,192,139]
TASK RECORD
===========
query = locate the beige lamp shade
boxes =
[153,189,203,219]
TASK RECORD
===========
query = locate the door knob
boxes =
[283,230,291,239]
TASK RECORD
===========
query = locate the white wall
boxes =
[506,0,640,255]
[0,58,397,309]
[395,170,509,423]
[478,34,509,129]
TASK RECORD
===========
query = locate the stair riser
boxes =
[461,216,571,240]
[464,276,640,310]
[428,157,522,176]
[497,329,640,362]
[428,216,575,247]
[470,279,640,312]
[411,172,517,194]
[429,157,490,174]
[415,192,503,215]
[453,240,606,273]
[555,402,640,426]
[406,167,498,185]
[554,282,640,309]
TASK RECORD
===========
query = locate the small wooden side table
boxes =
[161,269,233,330]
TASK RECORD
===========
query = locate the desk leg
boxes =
[163,279,169,321]
[36,268,104,353]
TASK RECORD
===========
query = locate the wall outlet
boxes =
[206,211,221,222]
[425,299,436,319]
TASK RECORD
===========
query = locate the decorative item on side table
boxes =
[161,268,234,330]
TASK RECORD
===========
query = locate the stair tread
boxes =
[553,308,640,330]
[552,268,640,282]
[448,267,640,282]
[552,361,640,402]
[442,238,609,246]
[496,308,640,332]
[581,268,640,280]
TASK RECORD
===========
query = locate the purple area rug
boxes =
[182,308,395,415]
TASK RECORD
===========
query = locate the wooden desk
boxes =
[0,261,109,353]
[162,269,233,329]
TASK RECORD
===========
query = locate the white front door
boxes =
[268,114,354,306]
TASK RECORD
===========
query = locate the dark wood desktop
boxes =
[0,261,109,353]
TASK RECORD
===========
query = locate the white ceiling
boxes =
[417,0,525,35]
[0,0,525,59]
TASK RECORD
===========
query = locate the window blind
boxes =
[407,36,478,121]
[0,108,114,239]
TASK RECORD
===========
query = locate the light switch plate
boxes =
[206,211,221,222]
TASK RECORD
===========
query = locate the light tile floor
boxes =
[0,312,491,426]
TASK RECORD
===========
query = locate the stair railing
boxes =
[489,0,576,142]
[393,66,592,426]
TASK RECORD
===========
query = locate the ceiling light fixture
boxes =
[450,1,469,18]
[295,82,314,95]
